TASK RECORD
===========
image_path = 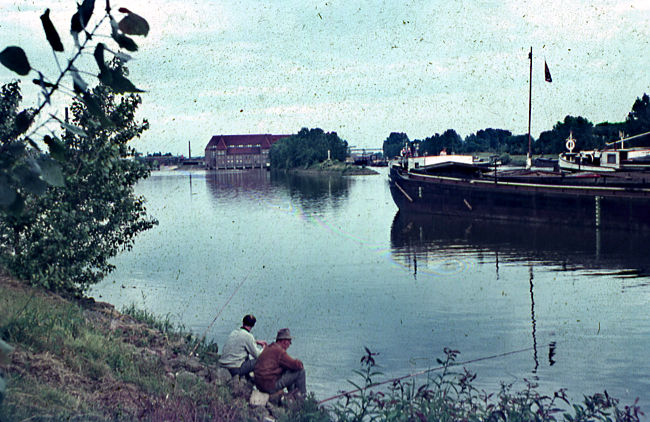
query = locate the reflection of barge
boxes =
[388,155,650,231]
[390,211,650,275]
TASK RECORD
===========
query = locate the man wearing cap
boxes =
[219,314,267,377]
[254,328,306,396]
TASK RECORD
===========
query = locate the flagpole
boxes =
[527,46,533,169]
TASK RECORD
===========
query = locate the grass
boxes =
[121,303,176,334]
[0,274,644,421]
[293,160,379,175]
[0,275,263,421]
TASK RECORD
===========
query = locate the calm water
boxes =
[92,168,650,411]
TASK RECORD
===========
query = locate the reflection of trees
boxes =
[270,170,351,212]
[203,169,353,213]
[390,211,650,276]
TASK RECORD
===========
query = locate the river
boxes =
[92,168,650,412]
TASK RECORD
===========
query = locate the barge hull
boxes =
[389,165,650,231]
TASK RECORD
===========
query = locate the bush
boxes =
[327,348,643,422]
[0,3,155,295]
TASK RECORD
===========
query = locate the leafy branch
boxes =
[0,0,149,215]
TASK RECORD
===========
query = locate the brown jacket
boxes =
[254,342,303,393]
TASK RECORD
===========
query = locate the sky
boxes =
[1,0,649,155]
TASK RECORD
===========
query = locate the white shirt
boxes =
[218,327,263,368]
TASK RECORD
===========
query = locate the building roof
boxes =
[206,134,290,151]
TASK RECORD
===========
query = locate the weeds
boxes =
[121,303,175,334]
[328,348,644,422]
[0,277,644,421]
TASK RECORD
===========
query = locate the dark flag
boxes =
[544,61,552,82]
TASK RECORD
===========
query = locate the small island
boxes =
[284,160,379,176]
[269,127,380,175]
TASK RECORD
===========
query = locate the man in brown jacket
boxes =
[254,328,306,395]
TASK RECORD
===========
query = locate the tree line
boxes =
[269,127,348,169]
[383,94,650,158]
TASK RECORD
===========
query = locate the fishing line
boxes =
[189,270,254,356]
[317,344,548,405]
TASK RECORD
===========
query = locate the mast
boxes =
[527,47,533,169]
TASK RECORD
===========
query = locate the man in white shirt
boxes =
[218,314,267,377]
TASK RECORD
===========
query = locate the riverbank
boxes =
[288,161,379,175]
[0,274,644,421]
[0,274,318,421]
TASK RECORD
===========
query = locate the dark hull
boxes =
[388,164,650,231]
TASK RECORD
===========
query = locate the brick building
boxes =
[204,134,290,170]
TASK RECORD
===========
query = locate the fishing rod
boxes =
[189,271,253,356]
[317,344,553,405]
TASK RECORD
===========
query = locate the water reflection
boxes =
[270,170,351,212]
[205,169,273,198]
[390,211,650,278]
[529,265,538,373]
[97,171,649,408]
[203,170,352,213]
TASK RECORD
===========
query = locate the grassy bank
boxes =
[0,274,318,421]
[0,274,643,421]
[289,161,379,175]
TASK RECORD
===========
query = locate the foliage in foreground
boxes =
[0,3,156,295]
[0,76,157,295]
[328,348,644,422]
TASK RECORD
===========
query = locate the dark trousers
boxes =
[226,358,257,377]
[275,368,306,395]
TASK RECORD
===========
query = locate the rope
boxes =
[317,345,541,405]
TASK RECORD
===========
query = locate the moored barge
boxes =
[388,156,650,231]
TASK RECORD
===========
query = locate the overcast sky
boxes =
[1,0,649,154]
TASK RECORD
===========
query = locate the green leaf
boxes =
[40,9,64,52]
[0,46,31,76]
[112,32,138,52]
[93,43,108,73]
[109,17,138,51]
[6,192,24,216]
[82,92,115,127]
[71,0,95,33]
[0,339,13,364]
[32,76,56,90]
[62,121,88,137]
[25,136,42,152]
[44,135,66,162]
[99,68,144,93]
[15,110,34,136]
[118,12,149,36]
[0,174,17,207]
[69,65,88,93]
[15,162,48,195]
[37,156,65,187]
[50,114,88,137]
